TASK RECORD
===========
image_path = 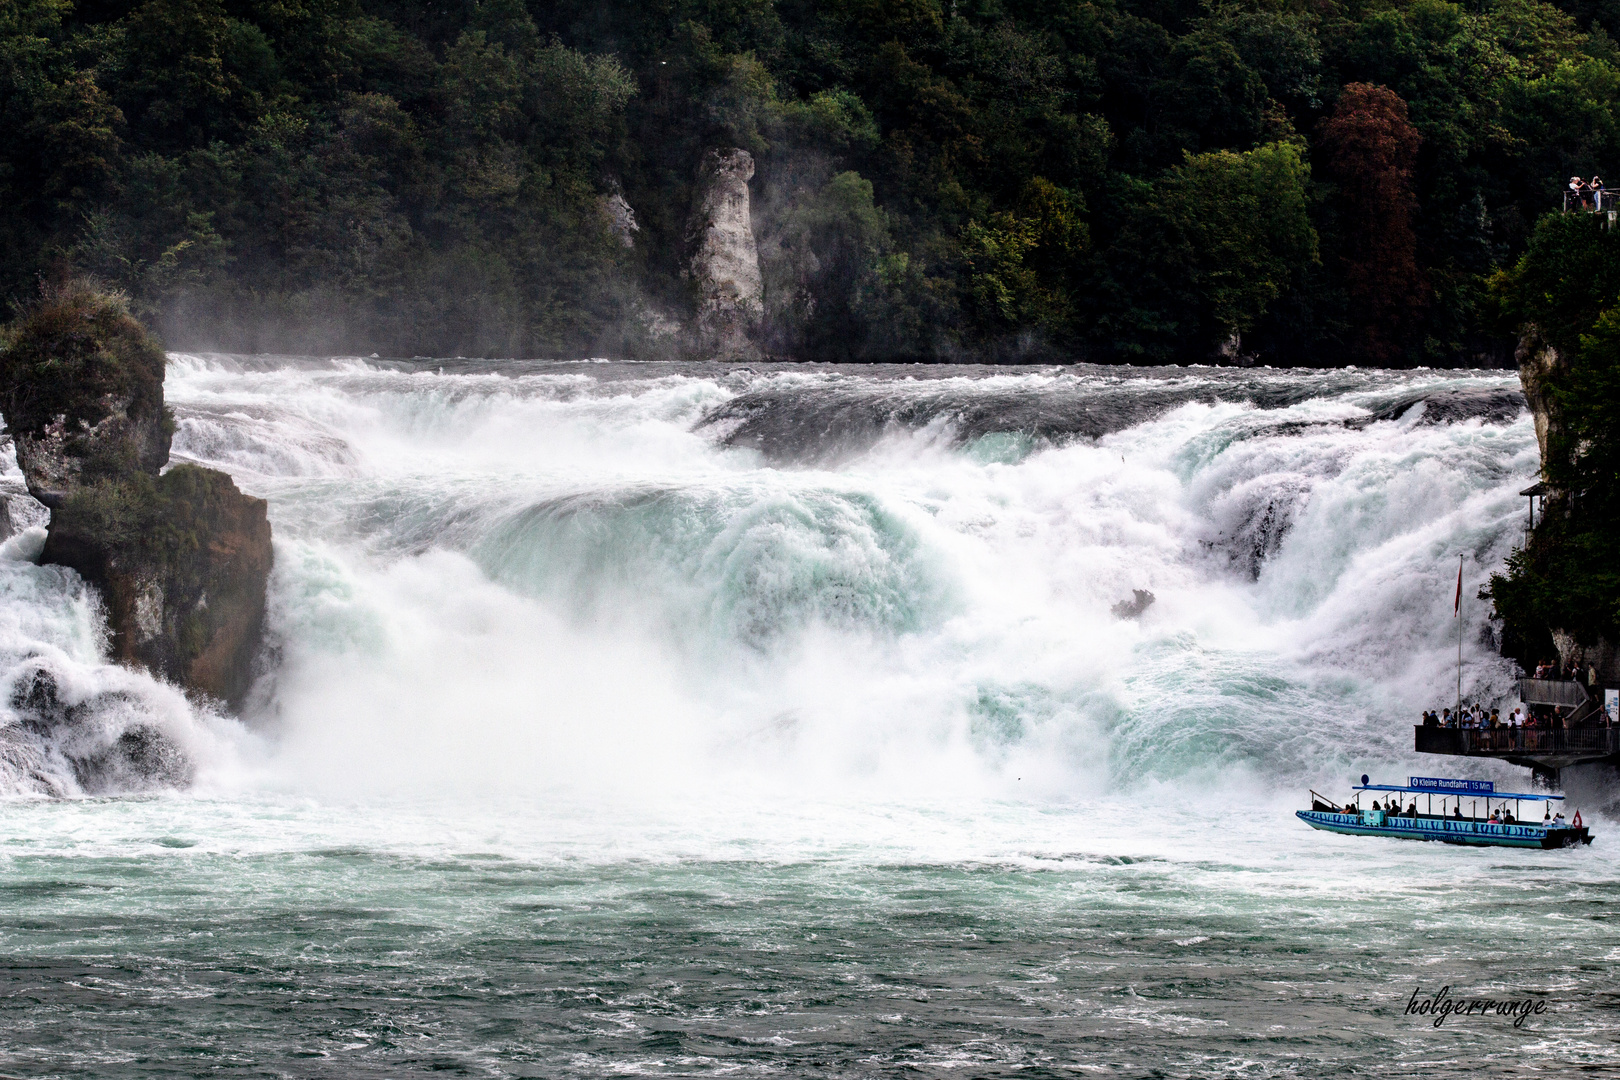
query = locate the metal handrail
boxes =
[1415,725,1620,755]
[1565,188,1614,213]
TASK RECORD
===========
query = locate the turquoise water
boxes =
[2,361,1613,1076]
[5,793,1616,1077]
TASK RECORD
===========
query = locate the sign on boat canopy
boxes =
[1408,776,1494,794]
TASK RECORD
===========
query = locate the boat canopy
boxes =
[1353,783,1565,801]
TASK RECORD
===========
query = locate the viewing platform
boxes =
[1414,726,1620,770]
[1414,678,1620,775]
[1563,186,1617,225]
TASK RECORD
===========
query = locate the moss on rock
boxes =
[0,282,172,504]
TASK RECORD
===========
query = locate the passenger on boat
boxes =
[1453,805,1463,819]
[1554,811,1568,826]
[1488,810,1500,823]
[1406,800,1417,816]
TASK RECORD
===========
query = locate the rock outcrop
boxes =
[1516,324,1565,474]
[684,148,763,358]
[40,466,273,708]
[601,181,640,249]
[1,287,172,506]
[1,284,272,710]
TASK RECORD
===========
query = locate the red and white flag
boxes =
[1454,560,1463,616]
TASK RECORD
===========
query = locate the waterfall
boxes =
[0,357,1534,797]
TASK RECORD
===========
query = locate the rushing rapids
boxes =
[0,359,1541,796]
[6,359,1618,1079]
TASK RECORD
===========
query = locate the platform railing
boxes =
[1565,189,1615,212]
[1415,725,1620,757]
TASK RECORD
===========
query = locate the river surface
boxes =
[1,359,1615,1077]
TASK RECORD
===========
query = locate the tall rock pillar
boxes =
[685,149,763,358]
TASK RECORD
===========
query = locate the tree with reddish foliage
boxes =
[1318,84,1430,365]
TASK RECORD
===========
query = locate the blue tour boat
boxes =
[1298,775,1593,849]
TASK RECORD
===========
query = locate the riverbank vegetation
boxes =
[6,0,1620,361]
[1488,213,1620,662]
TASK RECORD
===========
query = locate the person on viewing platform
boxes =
[1490,709,1500,728]
[1594,177,1607,209]
[1572,176,1588,205]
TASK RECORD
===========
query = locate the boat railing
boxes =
[1309,789,1345,813]
[1415,725,1620,756]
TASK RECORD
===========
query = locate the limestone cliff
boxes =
[684,148,763,358]
[1,285,272,710]
[1515,324,1565,478]
[601,181,640,249]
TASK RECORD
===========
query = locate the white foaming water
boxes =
[8,358,1619,1079]
[0,357,1543,811]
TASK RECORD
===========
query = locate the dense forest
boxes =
[6,0,1620,361]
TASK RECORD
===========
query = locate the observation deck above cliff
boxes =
[1415,678,1619,775]
[1563,186,1619,225]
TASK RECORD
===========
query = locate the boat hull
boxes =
[1296,810,1591,849]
